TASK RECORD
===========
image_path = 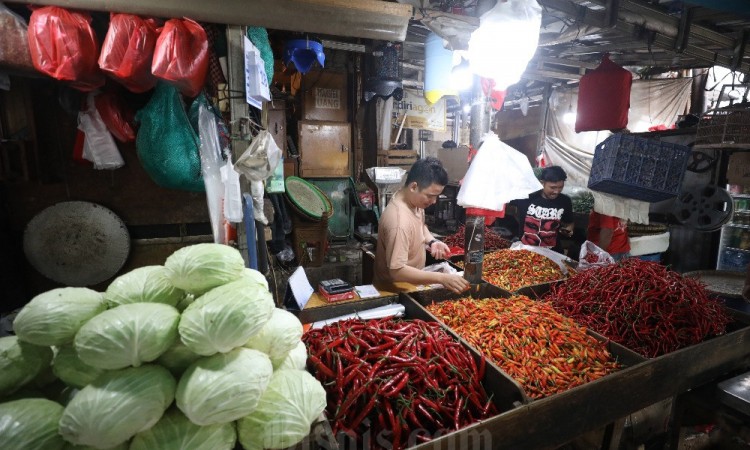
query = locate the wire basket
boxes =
[695,105,750,149]
[587,134,691,202]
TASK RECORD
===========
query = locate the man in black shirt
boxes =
[509,166,574,253]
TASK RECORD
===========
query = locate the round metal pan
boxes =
[23,201,130,286]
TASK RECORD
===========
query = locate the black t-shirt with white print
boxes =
[510,190,573,250]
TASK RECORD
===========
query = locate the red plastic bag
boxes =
[98,13,160,93]
[575,54,632,133]
[27,6,104,91]
[151,18,209,98]
[94,91,137,143]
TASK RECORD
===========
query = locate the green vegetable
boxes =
[104,266,184,308]
[176,348,272,425]
[52,345,105,389]
[130,408,236,450]
[59,365,175,449]
[75,303,179,370]
[157,340,201,377]
[164,243,245,294]
[240,268,269,290]
[13,288,105,346]
[272,340,308,371]
[178,278,274,356]
[237,369,326,450]
[0,336,53,397]
[175,293,195,313]
[245,308,303,361]
[63,443,128,450]
[0,398,66,450]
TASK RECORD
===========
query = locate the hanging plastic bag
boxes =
[198,103,226,243]
[94,91,137,143]
[98,13,160,93]
[457,132,542,211]
[234,130,282,182]
[135,82,204,191]
[223,158,243,223]
[0,3,34,71]
[151,18,209,98]
[27,6,104,91]
[578,240,616,270]
[78,93,124,170]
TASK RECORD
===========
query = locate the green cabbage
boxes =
[164,243,245,294]
[0,398,66,450]
[13,288,105,346]
[237,369,326,450]
[240,268,269,290]
[245,308,303,361]
[63,443,128,450]
[176,348,272,425]
[178,279,274,356]
[175,293,195,312]
[130,408,236,450]
[59,365,175,449]
[272,340,308,371]
[104,266,184,308]
[0,336,53,397]
[157,339,201,376]
[52,345,105,389]
[75,303,179,370]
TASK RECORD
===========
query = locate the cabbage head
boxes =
[175,293,195,312]
[130,408,236,450]
[0,398,66,450]
[75,303,179,370]
[59,365,175,449]
[164,243,245,294]
[272,340,308,371]
[13,288,105,346]
[245,308,303,361]
[179,279,274,356]
[176,348,272,425]
[104,266,184,308]
[237,369,326,450]
[157,339,201,376]
[240,268,269,289]
[0,336,53,397]
[52,345,105,389]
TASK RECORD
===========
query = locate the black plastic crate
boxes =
[587,134,691,202]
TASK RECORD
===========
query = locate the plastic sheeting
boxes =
[543,78,692,223]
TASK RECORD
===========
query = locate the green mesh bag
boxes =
[135,82,205,192]
[246,27,273,86]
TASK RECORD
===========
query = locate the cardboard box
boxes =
[302,70,348,122]
[728,152,750,186]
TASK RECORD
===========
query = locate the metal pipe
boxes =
[22,0,412,41]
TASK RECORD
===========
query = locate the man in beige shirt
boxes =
[374,157,470,294]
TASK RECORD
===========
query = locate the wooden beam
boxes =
[22,0,413,41]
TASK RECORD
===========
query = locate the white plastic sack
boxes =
[78,93,124,170]
[457,132,542,211]
[250,179,268,225]
[234,130,281,182]
[578,240,616,270]
[509,241,574,275]
[198,104,226,244]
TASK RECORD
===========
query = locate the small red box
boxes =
[318,288,357,303]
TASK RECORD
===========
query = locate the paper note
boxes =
[354,284,380,299]
[289,266,314,310]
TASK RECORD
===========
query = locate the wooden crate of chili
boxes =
[299,293,525,450]
[405,286,645,401]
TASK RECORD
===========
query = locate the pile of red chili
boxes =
[442,225,511,251]
[546,259,731,358]
[426,296,620,399]
[480,249,564,291]
[302,317,497,449]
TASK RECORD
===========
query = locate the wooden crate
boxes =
[378,149,417,170]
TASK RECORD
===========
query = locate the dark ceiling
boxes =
[400,0,750,108]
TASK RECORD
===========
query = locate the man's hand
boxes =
[428,240,451,260]
[440,273,470,294]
